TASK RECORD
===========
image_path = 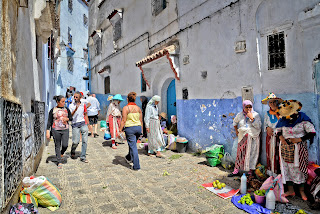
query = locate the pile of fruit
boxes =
[254,189,266,196]
[238,194,254,206]
[295,210,306,214]
[212,180,226,189]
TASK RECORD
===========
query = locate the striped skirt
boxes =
[147,118,166,152]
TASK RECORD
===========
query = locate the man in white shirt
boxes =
[87,92,101,137]
[69,92,89,163]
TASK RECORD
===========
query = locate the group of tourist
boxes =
[46,91,101,168]
[229,93,316,202]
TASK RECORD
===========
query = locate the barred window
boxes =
[68,27,72,47]
[113,20,122,41]
[152,0,167,16]
[67,56,74,72]
[68,0,73,13]
[83,14,88,27]
[268,31,286,70]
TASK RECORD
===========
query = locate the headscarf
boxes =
[242,100,254,116]
[276,112,312,128]
[171,115,177,124]
[147,95,161,107]
[140,96,148,112]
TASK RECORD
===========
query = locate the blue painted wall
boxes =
[177,93,319,164]
[56,0,88,96]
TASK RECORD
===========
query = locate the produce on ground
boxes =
[238,194,254,206]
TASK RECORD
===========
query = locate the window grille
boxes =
[152,0,167,16]
[182,88,188,100]
[141,73,146,92]
[83,14,88,27]
[113,20,122,41]
[31,101,45,155]
[68,0,73,13]
[67,56,74,72]
[268,32,286,70]
[104,76,110,94]
[0,99,23,207]
[68,27,72,47]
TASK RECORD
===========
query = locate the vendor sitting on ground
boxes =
[163,115,178,136]
[159,112,167,131]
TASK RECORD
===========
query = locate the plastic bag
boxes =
[100,120,107,128]
[22,176,46,192]
[205,144,224,158]
[9,203,39,214]
[166,134,177,150]
[259,174,288,203]
[221,152,234,170]
[104,130,111,140]
[20,188,38,207]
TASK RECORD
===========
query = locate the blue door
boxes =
[167,79,176,124]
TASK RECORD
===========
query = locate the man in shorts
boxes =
[87,92,100,137]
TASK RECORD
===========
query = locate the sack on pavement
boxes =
[20,187,38,207]
[24,177,62,211]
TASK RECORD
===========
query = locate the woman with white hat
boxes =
[261,93,283,176]
[276,100,316,201]
[106,94,124,149]
[144,95,166,158]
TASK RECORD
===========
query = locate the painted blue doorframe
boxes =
[316,61,320,162]
[167,79,176,124]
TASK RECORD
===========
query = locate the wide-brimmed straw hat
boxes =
[261,93,283,105]
[278,100,302,119]
[159,112,167,119]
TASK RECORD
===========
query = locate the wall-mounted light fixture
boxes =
[19,0,28,8]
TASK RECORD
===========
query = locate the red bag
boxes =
[307,162,320,185]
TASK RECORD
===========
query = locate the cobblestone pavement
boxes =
[36,128,246,214]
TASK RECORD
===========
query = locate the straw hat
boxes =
[107,95,113,101]
[278,100,302,119]
[261,93,283,105]
[159,112,167,119]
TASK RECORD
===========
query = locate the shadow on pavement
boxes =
[112,155,131,169]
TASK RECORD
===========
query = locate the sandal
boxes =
[57,163,63,169]
[283,192,295,197]
[80,159,89,163]
[112,146,117,149]
[156,155,165,159]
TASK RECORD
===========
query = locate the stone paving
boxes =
[36,128,246,214]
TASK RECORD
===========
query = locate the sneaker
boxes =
[88,133,92,136]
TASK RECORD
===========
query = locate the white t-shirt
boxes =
[69,102,87,124]
[87,96,100,116]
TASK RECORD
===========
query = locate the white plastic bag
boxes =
[22,176,46,192]
[221,152,234,170]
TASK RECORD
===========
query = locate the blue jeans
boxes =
[71,124,88,160]
[124,126,141,170]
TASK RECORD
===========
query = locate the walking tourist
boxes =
[228,100,262,177]
[69,92,89,163]
[119,92,143,170]
[276,100,316,201]
[106,94,124,149]
[144,95,166,158]
[262,93,283,176]
[46,95,72,169]
[87,92,101,138]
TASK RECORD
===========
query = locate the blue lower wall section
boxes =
[177,93,320,164]
[95,93,144,121]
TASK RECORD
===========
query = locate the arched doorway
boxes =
[167,79,176,124]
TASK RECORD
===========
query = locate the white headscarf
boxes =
[147,95,161,107]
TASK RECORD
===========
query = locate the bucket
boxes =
[176,141,188,153]
[254,193,265,204]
